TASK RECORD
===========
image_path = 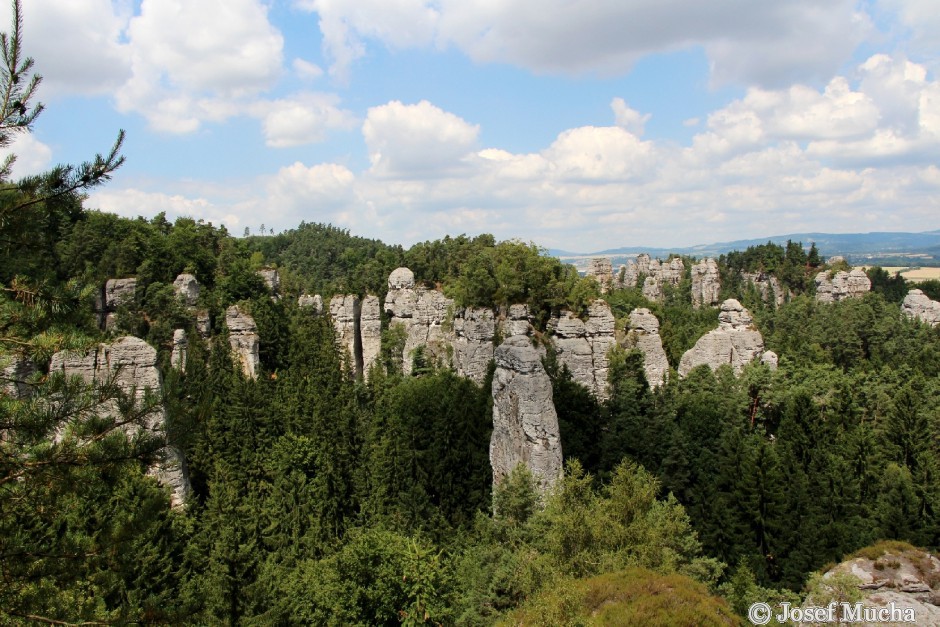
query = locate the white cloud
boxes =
[252,93,357,147]
[88,55,940,252]
[115,0,284,132]
[298,0,871,87]
[611,98,651,136]
[363,100,479,177]
[293,58,324,81]
[0,0,132,97]
[0,133,53,179]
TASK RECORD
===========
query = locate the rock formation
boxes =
[105,278,137,310]
[804,545,940,626]
[619,254,685,301]
[95,278,137,330]
[585,257,614,293]
[257,268,280,294]
[690,258,721,308]
[902,289,940,327]
[452,307,496,385]
[742,271,787,307]
[623,308,669,388]
[678,299,769,376]
[360,295,382,377]
[2,354,35,399]
[48,337,190,507]
[172,273,200,307]
[490,335,563,495]
[330,295,361,374]
[195,311,211,339]
[815,269,871,303]
[760,350,779,369]
[500,304,533,338]
[171,329,187,371]
[384,267,456,376]
[225,305,259,379]
[298,293,324,313]
[549,300,616,400]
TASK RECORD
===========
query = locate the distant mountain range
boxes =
[550,230,940,267]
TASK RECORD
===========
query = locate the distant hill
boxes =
[551,230,940,268]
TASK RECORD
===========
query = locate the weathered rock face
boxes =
[225,306,259,379]
[678,299,768,377]
[330,294,361,374]
[500,304,532,338]
[815,269,871,303]
[623,308,669,388]
[384,267,457,376]
[452,307,495,384]
[48,337,190,507]
[761,350,778,369]
[620,254,685,301]
[805,546,940,626]
[171,329,187,371]
[96,278,138,330]
[104,278,137,311]
[2,354,35,399]
[902,289,940,327]
[195,311,211,339]
[172,274,200,307]
[360,295,382,377]
[690,258,721,308]
[549,300,616,400]
[490,336,563,496]
[742,271,787,307]
[298,293,324,313]
[257,268,280,294]
[585,257,614,293]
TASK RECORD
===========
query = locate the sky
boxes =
[2,0,939,252]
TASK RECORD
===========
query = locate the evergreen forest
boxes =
[2,4,939,625]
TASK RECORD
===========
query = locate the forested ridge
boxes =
[2,5,940,625]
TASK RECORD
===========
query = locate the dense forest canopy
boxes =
[2,4,940,624]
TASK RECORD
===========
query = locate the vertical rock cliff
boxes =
[490,335,563,496]
[678,299,769,376]
[623,308,669,388]
[48,337,190,508]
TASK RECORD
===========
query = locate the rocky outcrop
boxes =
[678,299,769,376]
[761,350,778,369]
[902,289,940,327]
[172,273,200,307]
[742,271,787,307]
[225,306,259,379]
[619,254,685,301]
[95,278,137,330]
[48,337,190,507]
[105,278,137,310]
[298,293,324,313]
[549,300,616,400]
[2,354,35,399]
[195,311,211,339]
[257,268,280,294]
[585,257,614,293]
[690,258,721,308]
[452,307,495,385]
[500,304,533,338]
[815,269,871,303]
[803,545,940,626]
[490,335,563,496]
[360,295,382,377]
[171,329,187,371]
[330,295,361,374]
[384,267,457,376]
[623,308,669,388]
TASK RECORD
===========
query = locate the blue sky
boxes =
[3,0,939,252]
